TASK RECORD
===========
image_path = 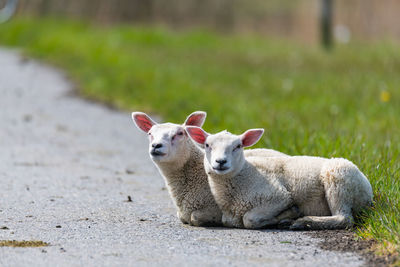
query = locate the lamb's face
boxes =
[186,126,265,176]
[132,111,207,164]
[204,132,244,175]
[148,123,189,163]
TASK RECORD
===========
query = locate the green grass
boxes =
[1,17,399,255]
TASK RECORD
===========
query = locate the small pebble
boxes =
[23,114,32,122]
[124,196,132,202]
[125,168,135,174]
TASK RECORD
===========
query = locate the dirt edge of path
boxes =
[308,230,398,266]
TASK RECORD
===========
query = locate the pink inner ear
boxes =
[241,130,264,147]
[134,114,154,133]
[185,113,206,127]
[186,127,207,144]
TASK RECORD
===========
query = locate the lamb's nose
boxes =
[152,143,163,149]
[216,159,227,165]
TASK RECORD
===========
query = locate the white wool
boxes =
[133,112,287,226]
[199,130,373,230]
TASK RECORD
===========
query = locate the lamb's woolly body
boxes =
[191,128,373,230]
[156,140,221,225]
[208,155,373,229]
[249,156,373,217]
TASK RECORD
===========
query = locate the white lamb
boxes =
[186,126,373,230]
[132,111,286,226]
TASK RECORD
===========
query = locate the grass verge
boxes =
[0,17,399,258]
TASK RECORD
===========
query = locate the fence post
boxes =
[321,0,333,49]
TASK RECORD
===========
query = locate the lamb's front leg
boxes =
[243,199,293,229]
[190,207,222,227]
[222,213,244,228]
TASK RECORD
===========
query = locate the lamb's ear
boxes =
[185,126,209,145]
[241,129,264,147]
[132,112,157,133]
[184,111,207,127]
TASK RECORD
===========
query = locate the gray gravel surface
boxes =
[0,48,364,266]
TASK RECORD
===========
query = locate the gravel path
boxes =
[0,48,364,266]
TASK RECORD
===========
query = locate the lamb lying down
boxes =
[132,111,288,226]
[186,126,373,230]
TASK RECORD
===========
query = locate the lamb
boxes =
[185,126,373,230]
[132,111,287,227]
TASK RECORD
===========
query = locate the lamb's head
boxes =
[186,126,264,175]
[132,111,207,163]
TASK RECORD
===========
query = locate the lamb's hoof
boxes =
[289,219,312,231]
[243,220,260,229]
[277,219,294,229]
[190,212,220,227]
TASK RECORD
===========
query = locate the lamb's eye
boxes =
[177,131,183,136]
[233,144,241,151]
[205,143,209,148]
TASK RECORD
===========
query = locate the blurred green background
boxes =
[0,0,399,258]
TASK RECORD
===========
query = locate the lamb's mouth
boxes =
[150,150,166,157]
[213,166,229,172]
